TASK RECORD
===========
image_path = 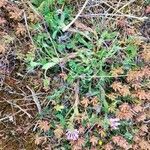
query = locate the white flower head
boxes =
[66,129,79,141]
[109,118,120,130]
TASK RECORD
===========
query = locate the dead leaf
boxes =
[133,105,143,113]
[136,113,146,122]
[16,23,26,36]
[131,82,141,90]
[35,135,42,145]
[117,18,127,28]
[117,103,133,120]
[127,70,140,82]
[141,46,150,63]
[111,81,122,92]
[104,143,113,150]
[111,67,124,77]
[45,144,52,150]
[119,85,130,97]
[76,137,85,147]
[59,72,67,80]
[140,124,148,133]
[90,147,97,150]
[133,135,141,143]
[78,126,85,134]
[139,140,150,150]
[142,66,150,78]
[35,135,47,145]
[0,17,6,25]
[81,97,89,107]
[112,135,131,149]
[99,130,106,138]
[90,136,98,146]
[38,120,50,132]
[91,96,98,106]
[126,27,135,35]
[132,144,139,150]
[0,0,7,7]
[136,90,147,100]
[9,8,23,20]
[107,93,117,101]
[111,82,130,96]
[145,6,150,14]
[28,12,37,22]
[74,21,93,32]
[72,145,82,150]
[0,44,6,54]
[54,126,64,138]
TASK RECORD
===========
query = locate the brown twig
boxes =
[74,79,80,109]
[3,98,32,118]
[62,0,89,32]
[26,86,42,114]
[23,11,34,45]
[79,13,148,21]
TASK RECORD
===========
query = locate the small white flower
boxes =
[66,129,79,141]
[109,118,120,130]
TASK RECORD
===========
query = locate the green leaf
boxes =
[125,132,133,140]
[54,105,64,111]
[42,62,57,70]
[31,0,43,6]
[47,87,65,101]
[101,31,117,39]
[58,0,65,4]
[52,58,60,63]
[89,114,99,124]
[103,114,109,130]
[126,45,137,58]
[56,114,66,126]
[30,61,41,68]
[43,78,50,88]
[100,85,108,113]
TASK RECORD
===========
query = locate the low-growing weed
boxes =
[25,0,150,149]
